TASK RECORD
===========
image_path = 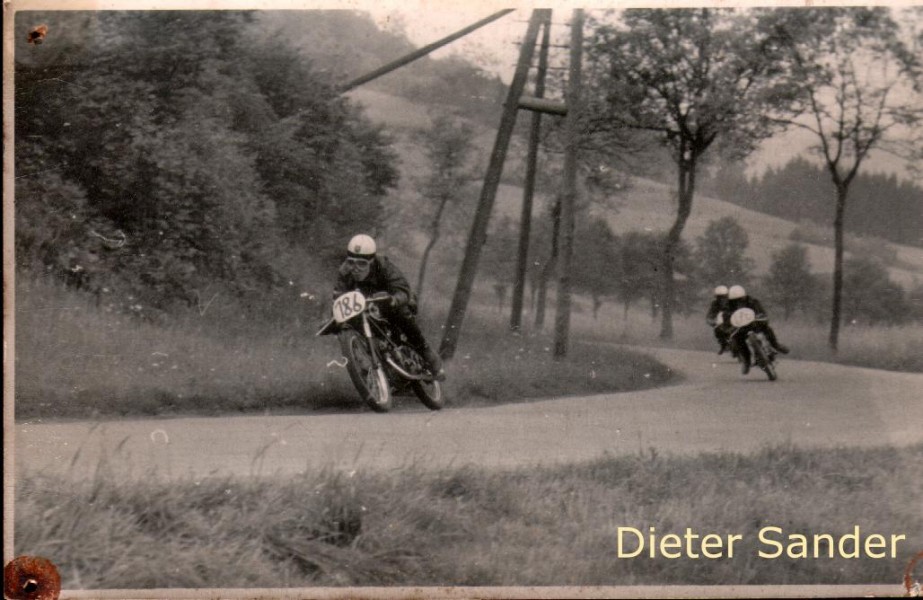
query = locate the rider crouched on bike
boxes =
[726,285,790,374]
[334,234,446,381]
[706,285,733,355]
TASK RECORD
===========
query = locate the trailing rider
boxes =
[726,285,790,374]
[706,285,733,355]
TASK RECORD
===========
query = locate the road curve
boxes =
[15,347,923,481]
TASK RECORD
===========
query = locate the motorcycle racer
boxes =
[333,234,446,381]
[726,285,789,374]
[706,285,732,355]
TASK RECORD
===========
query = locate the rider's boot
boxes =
[422,346,446,381]
[774,343,790,354]
[741,359,751,375]
[718,342,728,356]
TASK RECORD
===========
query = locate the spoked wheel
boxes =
[762,352,778,381]
[396,346,445,411]
[751,338,777,382]
[412,378,444,411]
[338,330,392,412]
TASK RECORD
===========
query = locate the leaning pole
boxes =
[510,12,553,332]
[438,10,548,360]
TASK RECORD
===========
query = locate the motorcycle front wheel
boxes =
[339,329,393,412]
[750,337,777,382]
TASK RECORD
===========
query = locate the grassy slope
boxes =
[13,277,674,420]
[16,443,922,588]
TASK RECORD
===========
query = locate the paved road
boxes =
[15,347,923,481]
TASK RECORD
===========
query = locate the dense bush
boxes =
[15,11,398,316]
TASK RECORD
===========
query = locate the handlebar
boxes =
[368,292,393,304]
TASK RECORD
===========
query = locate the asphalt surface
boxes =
[14,347,923,481]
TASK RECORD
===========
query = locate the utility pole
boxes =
[339,10,514,93]
[510,12,552,332]
[439,10,547,360]
[553,9,584,359]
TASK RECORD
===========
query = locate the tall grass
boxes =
[15,443,922,588]
[13,276,674,420]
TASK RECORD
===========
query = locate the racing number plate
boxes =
[332,291,366,323]
[730,307,756,328]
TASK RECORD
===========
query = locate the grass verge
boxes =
[15,443,922,588]
[565,299,923,373]
[14,277,674,420]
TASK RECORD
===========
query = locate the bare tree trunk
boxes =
[415,196,450,301]
[829,185,848,352]
[416,235,438,301]
[660,159,696,340]
[534,199,561,330]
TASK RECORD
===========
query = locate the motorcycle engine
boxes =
[393,345,423,373]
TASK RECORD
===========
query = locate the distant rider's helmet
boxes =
[728,285,746,300]
[347,234,376,258]
[714,285,729,297]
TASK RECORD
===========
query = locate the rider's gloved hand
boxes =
[390,291,409,308]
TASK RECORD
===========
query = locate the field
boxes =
[15,443,923,588]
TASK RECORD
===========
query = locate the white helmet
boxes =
[714,285,729,296]
[728,285,746,300]
[347,234,376,257]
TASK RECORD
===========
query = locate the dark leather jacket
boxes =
[706,297,729,326]
[334,255,415,309]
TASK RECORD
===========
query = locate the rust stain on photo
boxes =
[906,550,923,597]
[3,556,61,600]
[27,24,48,45]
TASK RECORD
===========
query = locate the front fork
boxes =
[362,314,383,369]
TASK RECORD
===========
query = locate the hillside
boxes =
[349,89,923,291]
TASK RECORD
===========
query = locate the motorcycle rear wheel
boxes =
[751,338,777,382]
[339,330,393,412]
[412,379,444,411]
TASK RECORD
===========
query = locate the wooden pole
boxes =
[339,10,515,93]
[510,12,552,332]
[439,10,547,360]
[553,9,584,359]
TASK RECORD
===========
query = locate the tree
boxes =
[615,230,694,322]
[764,243,816,320]
[766,7,923,349]
[572,218,620,319]
[614,231,657,321]
[693,217,756,290]
[585,8,794,339]
[841,256,910,326]
[14,11,400,313]
[411,113,478,301]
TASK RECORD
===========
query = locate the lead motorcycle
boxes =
[317,290,444,412]
[728,307,779,381]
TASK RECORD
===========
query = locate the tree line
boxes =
[702,157,923,248]
[485,215,923,327]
